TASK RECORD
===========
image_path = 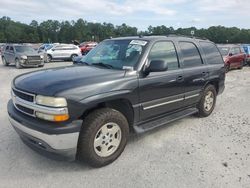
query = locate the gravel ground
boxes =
[0,60,250,188]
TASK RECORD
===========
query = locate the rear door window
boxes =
[179,42,203,68]
[200,42,224,64]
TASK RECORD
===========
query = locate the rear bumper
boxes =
[8,100,81,161]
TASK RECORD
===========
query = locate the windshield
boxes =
[218,47,230,56]
[81,39,147,70]
[15,46,35,53]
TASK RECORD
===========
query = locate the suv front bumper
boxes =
[8,100,82,161]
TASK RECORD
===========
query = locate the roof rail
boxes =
[166,34,208,41]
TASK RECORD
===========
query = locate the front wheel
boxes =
[197,85,217,117]
[2,57,9,66]
[15,59,22,69]
[77,108,129,167]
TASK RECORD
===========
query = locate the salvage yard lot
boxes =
[0,60,250,188]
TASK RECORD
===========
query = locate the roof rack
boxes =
[166,34,208,41]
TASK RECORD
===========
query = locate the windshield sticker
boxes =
[129,40,147,46]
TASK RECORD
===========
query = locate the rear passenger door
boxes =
[8,46,15,64]
[178,41,208,107]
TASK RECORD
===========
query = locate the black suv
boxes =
[7,36,225,167]
[1,44,44,69]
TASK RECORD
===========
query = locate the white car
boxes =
[45,44,81,62]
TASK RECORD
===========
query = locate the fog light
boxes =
[36,112,69,122]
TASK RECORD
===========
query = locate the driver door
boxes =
[138,41,185,121]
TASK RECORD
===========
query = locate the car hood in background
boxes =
[17,51,40,56]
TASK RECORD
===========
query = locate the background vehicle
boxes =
[0,44,5,55]
[45,44,81,62]
[242,44,250,65]
[1,44,44,69]
[37,43,53,54]
[8,36,225,167]
[217,44,245,72]
[79,42,98,55]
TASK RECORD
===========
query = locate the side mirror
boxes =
[229,53,233,56]
[147,60,168,72]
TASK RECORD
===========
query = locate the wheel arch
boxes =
[80,98,135,132]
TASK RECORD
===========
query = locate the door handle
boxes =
[202,72,209,77]
[177,75,184,82]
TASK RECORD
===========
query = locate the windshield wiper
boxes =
[92,62,114,69]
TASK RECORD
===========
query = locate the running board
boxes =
[133,108,198,133]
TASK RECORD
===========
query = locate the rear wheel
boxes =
[238,61,243,69]
[225,64,230,73]
[15,59,22,69]
[71,54,77,61]
[77,108,129,167]
[197,85,217,117]
[2,57,9,66]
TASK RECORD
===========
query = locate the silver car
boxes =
[45,44,81,62]
[1,44,44,69]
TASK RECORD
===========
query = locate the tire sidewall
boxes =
[15,59,21,69]
[198,85,217,117]
[78,108,129,167]
[2,57,8,66]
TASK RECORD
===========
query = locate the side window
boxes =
[148,41,179,71]
[179,42,203,68]
[9,46,14,52]
[200,42,224,64]
[5,46,9,51]
[234,47,240,54]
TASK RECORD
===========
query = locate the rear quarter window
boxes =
[199,42,224,65]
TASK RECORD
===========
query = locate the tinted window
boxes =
[179,42,202,67]
[5,46,9,51]
[148,41,179,70]
[200,42,223,64]
[233,47,240,54]
[9,46,14,51]
[218,47,229,56]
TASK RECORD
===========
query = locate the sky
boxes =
[0,0,249,31]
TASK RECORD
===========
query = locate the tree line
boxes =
[1,16,250,44]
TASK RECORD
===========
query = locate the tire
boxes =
[238,61,243,69]
[15,59,22,69]
[77,108,129,167]
[47,54,52,63]
[197,85,217,117]
[225,64,230,73]
[71,54,77,61]
[2,57,9,66]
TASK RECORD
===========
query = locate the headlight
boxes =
[36,95,67,107]
[40,55,44,59]
[21,55,27,59]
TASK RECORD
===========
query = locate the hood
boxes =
[14,65,125,96]
[17,51,40,56]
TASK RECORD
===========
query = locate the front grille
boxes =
[13,89,34,102]
[16,104,34,115]
[27,56,41,61]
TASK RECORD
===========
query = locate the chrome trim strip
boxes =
[143,97,184,110]
[14,96,68,115]
[12,87,35,102]
[11,90,68,116]
[185,94,200,100]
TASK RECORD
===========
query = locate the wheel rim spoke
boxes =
[94,122,122,157]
